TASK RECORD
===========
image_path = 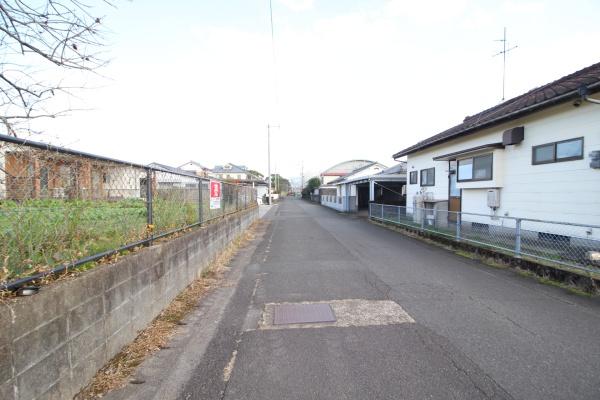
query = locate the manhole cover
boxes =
[273,303,336,325]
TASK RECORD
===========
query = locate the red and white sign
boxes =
[209,180,222,209]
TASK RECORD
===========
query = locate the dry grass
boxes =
[74,221,261,399]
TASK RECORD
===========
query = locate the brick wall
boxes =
[0,207,258,400]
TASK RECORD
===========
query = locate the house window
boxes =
[532,137,583,165]
[458,153,493,181]
[533,143,555,164]
[409,171,418,184]
[420,168,435,186]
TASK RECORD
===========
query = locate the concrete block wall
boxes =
[0,207,258,400]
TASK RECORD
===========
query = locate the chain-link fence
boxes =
[370,203,600,275]
[0,134,257,289]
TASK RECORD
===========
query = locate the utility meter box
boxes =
[487,189,500,208]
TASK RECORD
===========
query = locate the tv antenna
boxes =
[493,27,518,101]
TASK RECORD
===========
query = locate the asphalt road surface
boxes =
[110,199,600,400]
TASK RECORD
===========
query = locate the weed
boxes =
[455,250,477,260]
[0,198,200,282]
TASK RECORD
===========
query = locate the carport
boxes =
[344,168,406,212]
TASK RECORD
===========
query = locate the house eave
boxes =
[432,143,504,161]
[392,80,600,159]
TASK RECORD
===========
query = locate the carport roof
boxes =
[339,172,406,185]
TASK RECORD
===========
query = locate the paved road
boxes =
[114,199,600,400]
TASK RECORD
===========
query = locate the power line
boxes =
[374,181,405,197]
[268,0,280,107]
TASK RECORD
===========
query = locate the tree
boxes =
[301,176,320,199]
[246,169,264,179]
[0,0,110,137]
[270,173,290,194]
[306,177,320,190]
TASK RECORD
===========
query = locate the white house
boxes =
[178,161,211,177]
[392,61,600,239]
[211,163,261,181]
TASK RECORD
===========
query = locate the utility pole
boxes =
[494,27,518,101]
[267,124,279,205]
[301,161,304,192]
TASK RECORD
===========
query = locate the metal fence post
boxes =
[146,168,153,243]
[420,207,425,231]
[456,212,461,241]
[515,218,522,257]
[381,204,384,220]
[397,205,401,223]
[198,179,203,225]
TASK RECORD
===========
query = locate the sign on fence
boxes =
[210,180,222,209]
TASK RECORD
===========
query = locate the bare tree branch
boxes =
[0,0,113,137]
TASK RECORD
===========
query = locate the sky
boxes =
[27,0,600,187]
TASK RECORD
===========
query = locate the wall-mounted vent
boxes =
[590,151,600,169]
[502,126,524,145]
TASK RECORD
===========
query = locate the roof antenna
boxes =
[493,27,518,101]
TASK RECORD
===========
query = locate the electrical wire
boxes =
[268,0,280,109]
[374,181,405,197]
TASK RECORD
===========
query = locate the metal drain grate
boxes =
[273,303,336,325]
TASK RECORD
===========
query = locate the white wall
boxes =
[256,186,268,204]
[404,101,600,237]
[321,195,345,211]
[322,175,340,184]
[406,154,449,206]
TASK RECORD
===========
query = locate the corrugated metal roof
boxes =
[320,160,376,177]
[147,162,198,178]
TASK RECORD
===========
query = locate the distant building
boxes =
[319,160,377,185]
[2,149,142,200]
[178,161,211,177]
[318,160,406,212]
[211,163,263,182]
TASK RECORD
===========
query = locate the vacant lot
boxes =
[0,198,198,281]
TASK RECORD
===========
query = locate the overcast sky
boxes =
[31,0,600,186]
